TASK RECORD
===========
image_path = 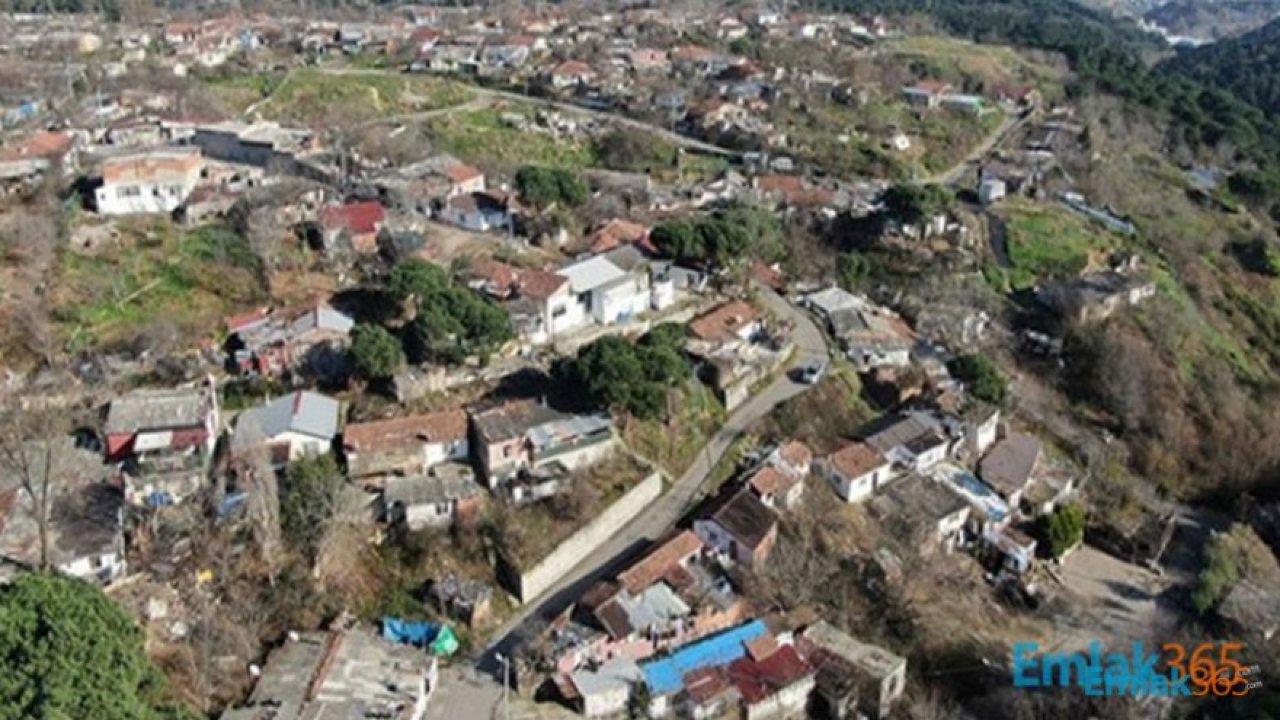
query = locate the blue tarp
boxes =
[640,619,768,695]
[381,617,439,647]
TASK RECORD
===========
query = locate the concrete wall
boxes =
[503,471,663,603]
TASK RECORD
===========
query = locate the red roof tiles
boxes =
[319,201,385,234]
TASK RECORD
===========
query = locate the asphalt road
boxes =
[426,285,828,720]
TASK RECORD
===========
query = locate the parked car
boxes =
[795,359,827,385]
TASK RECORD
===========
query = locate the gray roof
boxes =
[617,582,690,631]
[571,657,644,699]
[559,255,628,294]
[861,413,945,457]
[105,387,210,435]
[471,400,569,442]
[526,414,613,452]
[979,434,1042,497]
[801,620,906,680]
[384,468,482,508]
[238,391,340,441]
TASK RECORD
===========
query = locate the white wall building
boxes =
[558,255,650,326]
[94,148,203,215]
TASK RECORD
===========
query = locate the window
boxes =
[117,186,142,198]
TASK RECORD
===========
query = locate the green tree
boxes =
[1192,523,1276,612]
[883,183,953,224]
[514,166,588,210]
[947,354,1008,406]
[1041,503,1085,558]
[349,323,404,380]
[837,253,872,291]
[281,455,346,559]
[386,259,512,364]
[555,326,691,420]
[0,573,194,720]
[591,128,676,172]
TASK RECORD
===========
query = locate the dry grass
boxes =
[621,383,726,477]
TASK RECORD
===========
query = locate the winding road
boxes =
[426,285,828,720]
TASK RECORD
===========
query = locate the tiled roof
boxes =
[319,201,384,234]
[979,433,1042,497]
[708,490,777,550]
[728,645,813,704]
[828,441,888,479]
[444,163,483,184]
[777,441,812,470]
[688,300,759,343]
[343,410,468,453]
[617,530,703,594]
[748,466,798,497]
[516,268,567,300]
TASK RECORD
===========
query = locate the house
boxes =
[469,400,615,485]
[342,409,470,483]
[190,121,314,172]
[587,219,650,254]
[688,300,761,346]
[768,441,812,480]
[682,666,739,720]
[639,619,770,717]
[860,413,950,472]
[226,303,355,380]
[558,255,651,326]
[994,527,1038,574]
[978,177,1007,205]
[747,466,804,511]
[442,163,485,196]
[439,191,512,232]
[926,462,1011,539]
[549,60,597,89]
[628,48,669,73]
[1035,270,1156,323]
[824,441,893,503]
[803,288,914,369]
[104,383,220,507]
[409,27,440,54]
[798,621,906,720]
[569,657,645,717]
[509,268,582,344]
[979,433,1042,509]
[728,645,816,720]
[0,130,77,188]
[0,438,127,586]
[319,201,385,253]
[164,22,198,45]
[868,474,970,554]
[232,391,341,466]
[694,489,779,568]
[901,80,951,109]
[94,148,203,215]
[430,573,493,628]
[383,465,484,529]
[940,93,985,116]
[218,625,438,720]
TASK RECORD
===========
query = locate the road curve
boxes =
[426,286,828,720]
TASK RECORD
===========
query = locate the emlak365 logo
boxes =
[1012,641,1263,697]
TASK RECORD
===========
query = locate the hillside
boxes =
[1144,0,1280,42]
[1159,17,1280,114]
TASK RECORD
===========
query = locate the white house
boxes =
[557,255,650,326]
[234,391,341,466]
[383,469,484,530]
[438,191,511,232]
[570,657,644,717]
[94,148,203,215]
[825,441,893,503]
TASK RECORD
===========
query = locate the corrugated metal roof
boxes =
[640,619,767,695]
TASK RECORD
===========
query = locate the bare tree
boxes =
[0,408,80,570]
[230,417,282,585]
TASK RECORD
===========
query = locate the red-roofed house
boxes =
[319,201,385,253]
[728,645,816,719]
[688,300,762,345]
[0,130,78,185]
[902,79,952,109]
[410,27,441,54]
[548,60,597,89]
[824,441,893,503]
[444,163,486,196]
[587,218,650,254]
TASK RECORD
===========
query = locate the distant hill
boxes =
[1144,0,1280,42]
[1159,17,1280,114]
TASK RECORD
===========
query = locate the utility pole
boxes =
[496,652,511,720]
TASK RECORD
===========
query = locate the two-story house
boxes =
[694,489,779,569]
[824,441,893,503]
[104,381,220,507]
[232,391,341,467]
[469,399,615,486]
[342,409,470,485]
[94,148,203,215]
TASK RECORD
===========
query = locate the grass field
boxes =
[50,221,267,353]
[985,198,1120,291]
[886,35,1067,102]
[424,105,597,172]
[204,69,474,124]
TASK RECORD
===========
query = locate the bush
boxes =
[281,455,346,559]
[1191,523,1275,612]
[514,165,588,210]
[349,323,404,380]
[883,183,954,225]
[947,354,1007,405]
[837,253,872,291]
[1041,503,1085,558]
[591,128,676,172]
